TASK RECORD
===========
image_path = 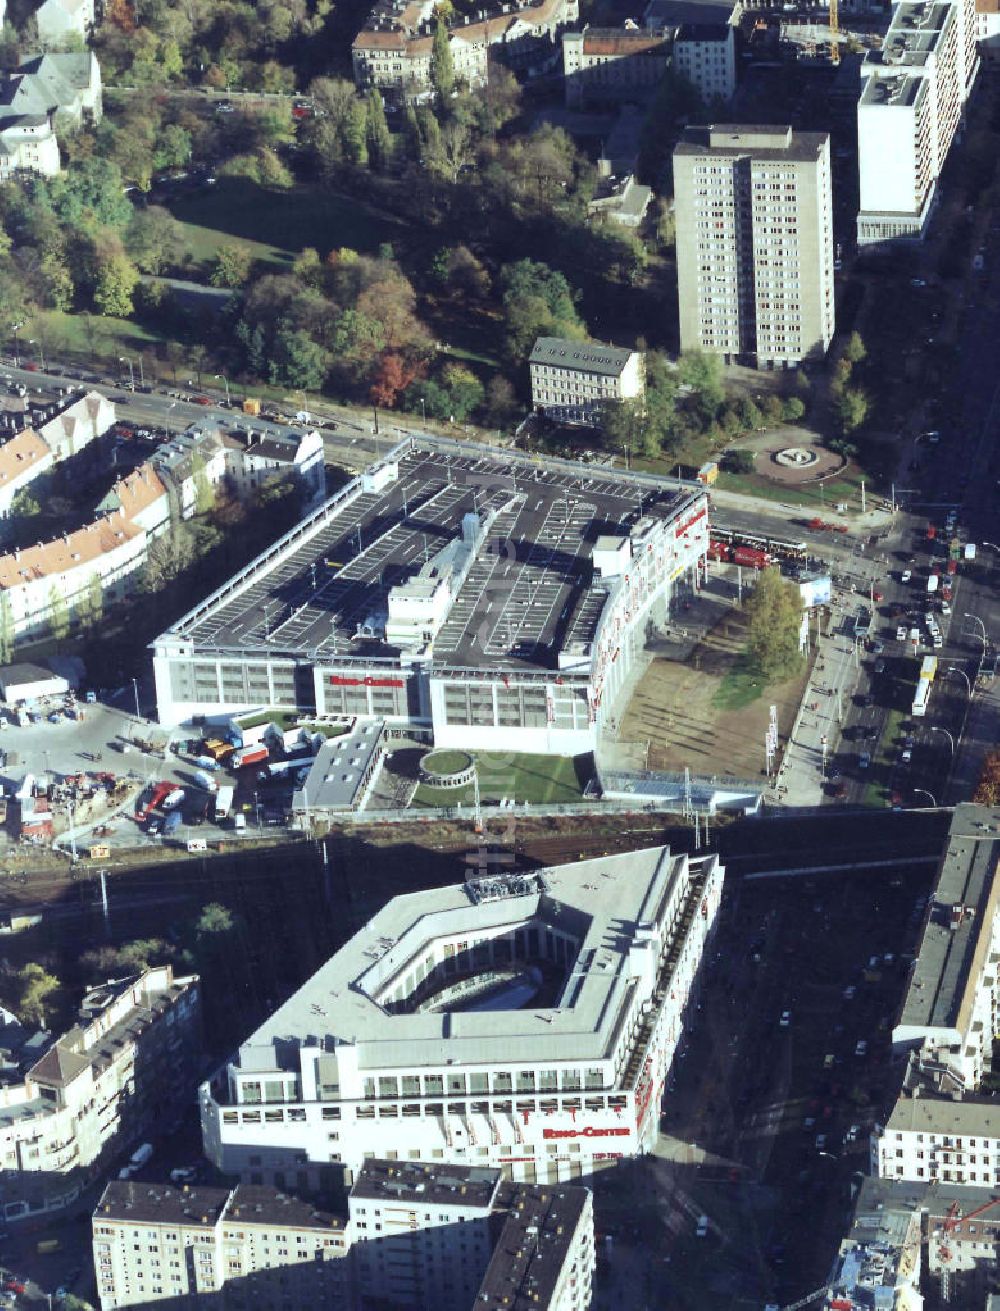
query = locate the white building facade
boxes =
[562,27,670,108]
[673,24,736,104]
[857,0,978,245]
[93,1163,593,1311]
[529,337,645,426]
[151,438,710,756]
[0,967,200,1225]
[0,115,60,180]
[36,0,95,45]
[200,849,724,1191]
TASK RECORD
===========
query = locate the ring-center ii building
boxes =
[200,845,723,1187]
[152,436,710,753]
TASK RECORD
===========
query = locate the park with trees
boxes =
[0,0,890,486]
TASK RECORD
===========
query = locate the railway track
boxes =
[0,807,947,920]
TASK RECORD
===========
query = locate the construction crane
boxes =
[774,1285,831,1311]
[935,1194,1000,1262]
[829,0,839,64]
[768,1195,1000,1311]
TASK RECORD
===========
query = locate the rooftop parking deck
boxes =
[167,440,696,673]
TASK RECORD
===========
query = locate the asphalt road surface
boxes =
[655,818,945,1310]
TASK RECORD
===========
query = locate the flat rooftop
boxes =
[292,720,384,813]
[226,1183,344,1231]
[896,804,1000,1035]
[353,1159,501,1209]
[675,123,829,163]
[860,71,927,106]
[95,1181,231,1228]
[886,1091,1000,1137]
[161,436,698,673]
[234,847,709,1076]
[94,1181,345,1232]
[479,1183,590,1311]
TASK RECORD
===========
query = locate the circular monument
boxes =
[419,749,477,790]
[775,446,820,469]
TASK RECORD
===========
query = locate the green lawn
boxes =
[167,179,413,270]
[716,466,868,510]
[26,309,169,368]
[413,752,591,807]
[422,750,473,775]
[711,653,766,712]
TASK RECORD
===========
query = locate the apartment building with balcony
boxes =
[93,1161,594,1311]
[352,0,576,96]
[0,966,200,1225]
[857,0,978,245]
[892,804,1000,1092]
[874,807,1000,1190]
[673,123,835,368]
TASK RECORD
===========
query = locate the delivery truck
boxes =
[232,745,268,770]
[213,785,234,821]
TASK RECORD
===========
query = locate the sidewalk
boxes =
[773,594,867,807]
[709,483,895,535]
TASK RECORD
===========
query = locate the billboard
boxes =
[799,575,832,609]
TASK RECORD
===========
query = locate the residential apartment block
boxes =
[93,1182,349,1311]
[674,124,835,368]
[874,807,1000,1192]
[857,0,978,245]
[0,966,200,1225]
[0,51,101,180]
[528,336,645,425]
[0,389,115,518]
[562,26,670,108]
[826,1175,1000,1311]
[672,24,736,104]
[891,804,1000,1092]
[93,1160,594,1311]
[352,0,576,96]
[200,849,722,1191]
[0,414,324,645]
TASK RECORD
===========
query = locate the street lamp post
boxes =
[9,321,21,368]
[119,356,135,391]
[28,338,44,371]
[912,788,937,807]
[964,612,988,654]
[420,396,426,424]
[132,677,141,722]
[946,666,972,697]
[214,373,231,407]
[930,725,955,758]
